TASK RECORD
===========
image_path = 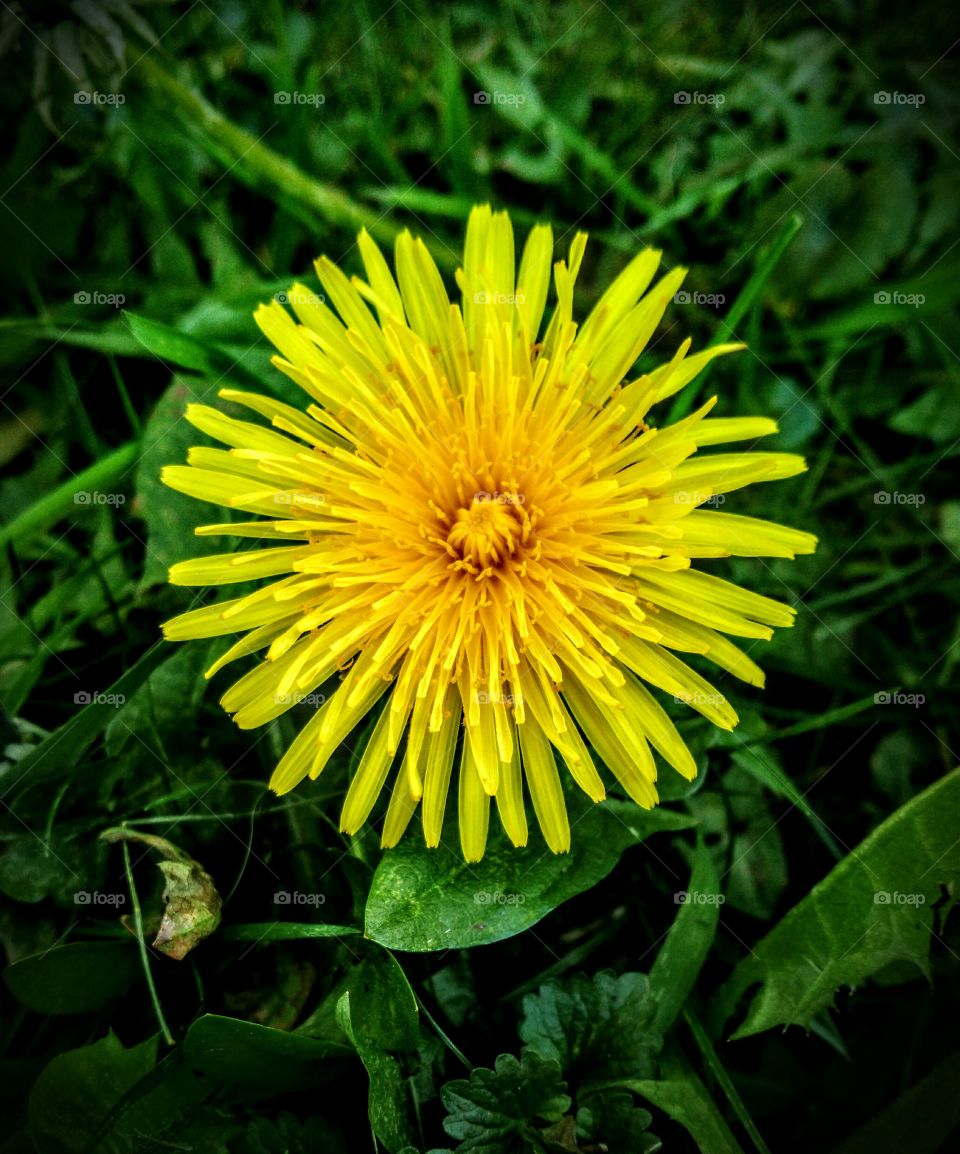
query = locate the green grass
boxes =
[1,2,959,1152]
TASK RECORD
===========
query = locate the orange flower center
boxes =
[446,492,527,571]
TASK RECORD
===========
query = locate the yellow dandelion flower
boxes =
[161,205,816,862]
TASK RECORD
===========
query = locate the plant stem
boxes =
[0,440,140,549]
[667,213,804,421]
[122,840,175,1047]
[135,56,421,258]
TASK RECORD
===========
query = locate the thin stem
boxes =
[121,840,174,1047]
[684,1005,772,1154]
[0,441,140,549]
[667,213,804,421]
[135,56,417,258]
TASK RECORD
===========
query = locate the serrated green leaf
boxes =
[365,801,695,951]
[520,971,660,1093]
[575,1091,661,1154]
[441,1050,570,1154]
[715,767,960,1038]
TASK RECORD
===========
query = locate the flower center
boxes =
[446,493,525,572]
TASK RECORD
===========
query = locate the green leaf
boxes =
[44,1045,239,1154]
[234,1112,348,1154]
[519,971,660,1093]
[133,378,234,590]
[888,383,960,444]
[0,441,140,551]
[648,835,722,1035]
[341,1040,413,1154]
[219,922,361,941]
[134,56,408,257]
[682,1007,771,1154]
[627,1049,745,1154]
[339,944,420,1152]
[575,1091,661,1154]
[441,1050,571,1154]
[365,801,695,951]
[103,643,208,759]
[348,943,420,1053]
[124,313,229,377]
[1,643,171,794]
[729,744,842,858]
[28,1033,157,1154]
[715,768,960,1038]
[812,164,917,298]
[0,834,77,903]
[4,942,139,1015]
[690,764,787,920]
[182,1014,350,1091]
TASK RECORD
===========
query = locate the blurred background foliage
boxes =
[1,1,959,1152]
